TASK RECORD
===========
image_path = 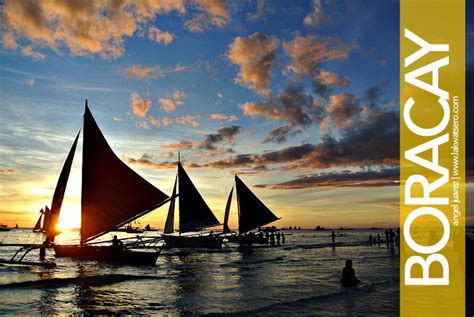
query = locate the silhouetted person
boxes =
[276,232,281,245]
[377,233,381,246]
[265,231,269,243]
[369,234,373,246]
[270,232,275,245]
[385,229,389,247]
[341,259,359,286]
[331,230,336,247]
[39,240,48,260]
[112,235,123,248]
[282,232,285,244]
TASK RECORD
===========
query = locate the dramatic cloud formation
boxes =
[303,0,325,27]
[199,125,241,150]
[148,26,174,45]
[130,93,152,117]
[227,32,279,96]
[284,34,351,76]
[122,64,185,80]
[256,167,399,189]
[192,103,398,171]
[185,0,229,32]
[1,0,229,59]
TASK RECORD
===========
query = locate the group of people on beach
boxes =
[239,230,285,245]
[368,228,400,250]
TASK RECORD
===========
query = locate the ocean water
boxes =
[0,229,399,316]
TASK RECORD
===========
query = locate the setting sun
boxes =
[57,202,81,230]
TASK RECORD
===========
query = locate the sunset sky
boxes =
[1,0,472,230]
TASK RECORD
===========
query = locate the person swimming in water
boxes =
[341,259,360,286]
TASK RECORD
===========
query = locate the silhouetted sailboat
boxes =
[223,175,280,242]
[32,211,43,232]
[41,100,173,264]
[162,158,223,248]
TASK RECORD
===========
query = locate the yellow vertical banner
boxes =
[400,0,465,316]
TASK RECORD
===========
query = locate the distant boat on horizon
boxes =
[32,100,173,265]
[0,224,12,232]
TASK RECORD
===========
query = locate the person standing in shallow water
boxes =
[331,230,336,247]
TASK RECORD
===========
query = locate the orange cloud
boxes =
[327,93,361,127]
[316,70,349,86]
[176,114,200,127]
[241,101,282,121]
[209,113,238,122]
[122,64,185,80]
[1,32,18,49]
[1,0,182,58]
[130,93,152,117]
[185,0,229,32]
[159,98,177,112]
[0,169,22,174]
[159,90,187,112]
[1,0,228,59]
[227,32,279,96]
[160,140,194,150]
[148,26,174,45]
[284,34,351,75]
[21,46,45,60]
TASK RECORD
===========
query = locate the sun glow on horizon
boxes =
[57,201,81,230]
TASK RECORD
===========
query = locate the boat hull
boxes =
[164,235,223,249]
[53,245,158,265]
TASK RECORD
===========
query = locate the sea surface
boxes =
[0,229,400,316]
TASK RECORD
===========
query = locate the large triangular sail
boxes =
[178,162,220,232]
[223,186,233,233]
[47,131,80,241]
[163,175,177,234]
[81,103,169,242]
[235,175,279,234]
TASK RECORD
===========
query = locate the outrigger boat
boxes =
[30,100,172,265]
[162,157,223,248]
[223,175,280,244]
